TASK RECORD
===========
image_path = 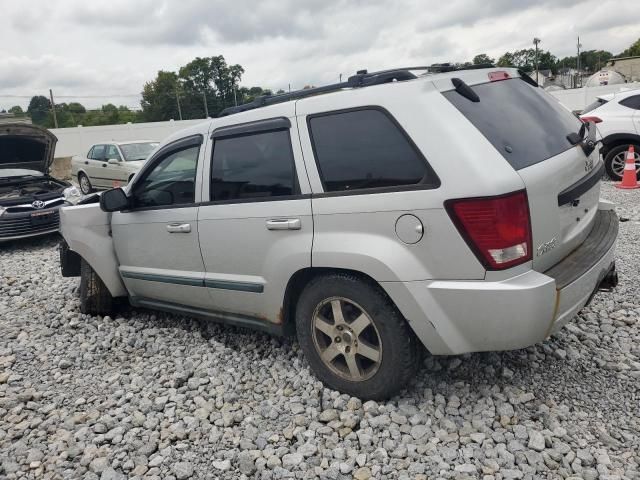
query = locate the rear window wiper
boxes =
[567,121,597,156]
[451,78,480,102]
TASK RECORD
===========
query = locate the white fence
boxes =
[51,119,208,158]
[548,82,640,112]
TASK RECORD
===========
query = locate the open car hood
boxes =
[0,123,58,175]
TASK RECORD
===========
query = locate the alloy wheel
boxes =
[611,150,640,178]
[311,297,382,382]
[79,174,91,194]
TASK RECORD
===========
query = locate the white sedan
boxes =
[72,141,159,194]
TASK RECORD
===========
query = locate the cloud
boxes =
[0,0,638,110]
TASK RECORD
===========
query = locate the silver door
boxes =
[101,144,128,188]
[111,137,209,308]
[197,113,313,323]
[86,144,107,188]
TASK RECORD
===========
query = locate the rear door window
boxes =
[308,108,436,192]
[210,130,297,201]
[443,78,582,170]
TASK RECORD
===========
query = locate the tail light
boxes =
[581,116,602,123]
[445,190,532,270]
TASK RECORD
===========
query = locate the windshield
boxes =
[582,98,608,114]
[443,77,582,170]
[119,142,159,161]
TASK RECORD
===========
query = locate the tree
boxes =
[141,55,253,121]
[141,70,181,122]
[497,48,557,73]
[473,53,495,65]
[27,95,51,125]
[620,38,640,57]
[8,106,23,114]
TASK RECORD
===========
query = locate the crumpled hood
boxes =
[0,123,58,174]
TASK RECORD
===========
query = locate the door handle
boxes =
[266,218,301,230]
[84,161,88,165]
[166,223,191,233]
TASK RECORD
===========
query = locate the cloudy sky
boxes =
[1,0,638,110]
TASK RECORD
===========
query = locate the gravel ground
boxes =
[1,182,639,480]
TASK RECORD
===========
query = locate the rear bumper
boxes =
[383,209,618,355]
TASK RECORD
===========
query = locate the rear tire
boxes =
[604,143,640,181]
[78,172,93,194]
[295,273,420,400]
[80,259,113,315]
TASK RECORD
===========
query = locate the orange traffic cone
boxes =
[616,145,640,190]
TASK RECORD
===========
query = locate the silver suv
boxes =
[60,67,618,399]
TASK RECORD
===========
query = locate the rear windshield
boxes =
[582,98,608,114]
[443,78,581,170]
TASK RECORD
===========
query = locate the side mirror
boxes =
[108,158,121,165]
[100,188,130,212]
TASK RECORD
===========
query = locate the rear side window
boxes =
[308,108,436,192]
[582,98,608,113]
[443,78,582,170]
[619,95,640,110]
[211,130,297,201]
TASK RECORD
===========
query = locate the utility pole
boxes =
[49,89,58,128]
[203,91,209,118]
[175,87,183,121]
[339,73,342,83]
[533,38,541,85]
[577,36,582,88]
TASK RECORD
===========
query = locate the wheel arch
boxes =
[600,133,640,157]
[279,266,446,354]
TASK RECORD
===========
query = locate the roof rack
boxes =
[219,64,495,116]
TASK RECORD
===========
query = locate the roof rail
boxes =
[219,66,432,116]
[218,64,499,116]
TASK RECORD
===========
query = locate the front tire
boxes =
[295,273,420,400]
[604,143,640,181]
[78,172,93,194]
[79,259,113,315]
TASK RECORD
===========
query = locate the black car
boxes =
[0,123,77,241]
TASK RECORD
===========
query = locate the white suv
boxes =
[59,67,618,399]
[580,89,640,180]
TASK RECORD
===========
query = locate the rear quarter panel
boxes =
[296,79,525,282]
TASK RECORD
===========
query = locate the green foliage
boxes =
[619,38,640,57]
[496,48,557,73]
[556,50,613,72]
[8,105,23,114]
[27,95,51,125]
[473,53,495,65]
[141,55,269,121]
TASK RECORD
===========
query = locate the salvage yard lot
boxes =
[1,182,639,480]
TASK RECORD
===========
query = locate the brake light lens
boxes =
[488,71,511,82]
[445,190,532,270]
[580,116,602,123]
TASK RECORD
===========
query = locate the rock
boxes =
[528,430,546,452]
[237,451,255,475]
[89,457,109,474]
[172,462,194,479]
[353,466,372,480]
[282,452,304,469]
[319,409,339,422]
[212,460,231,471]
[100,467,125,480]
